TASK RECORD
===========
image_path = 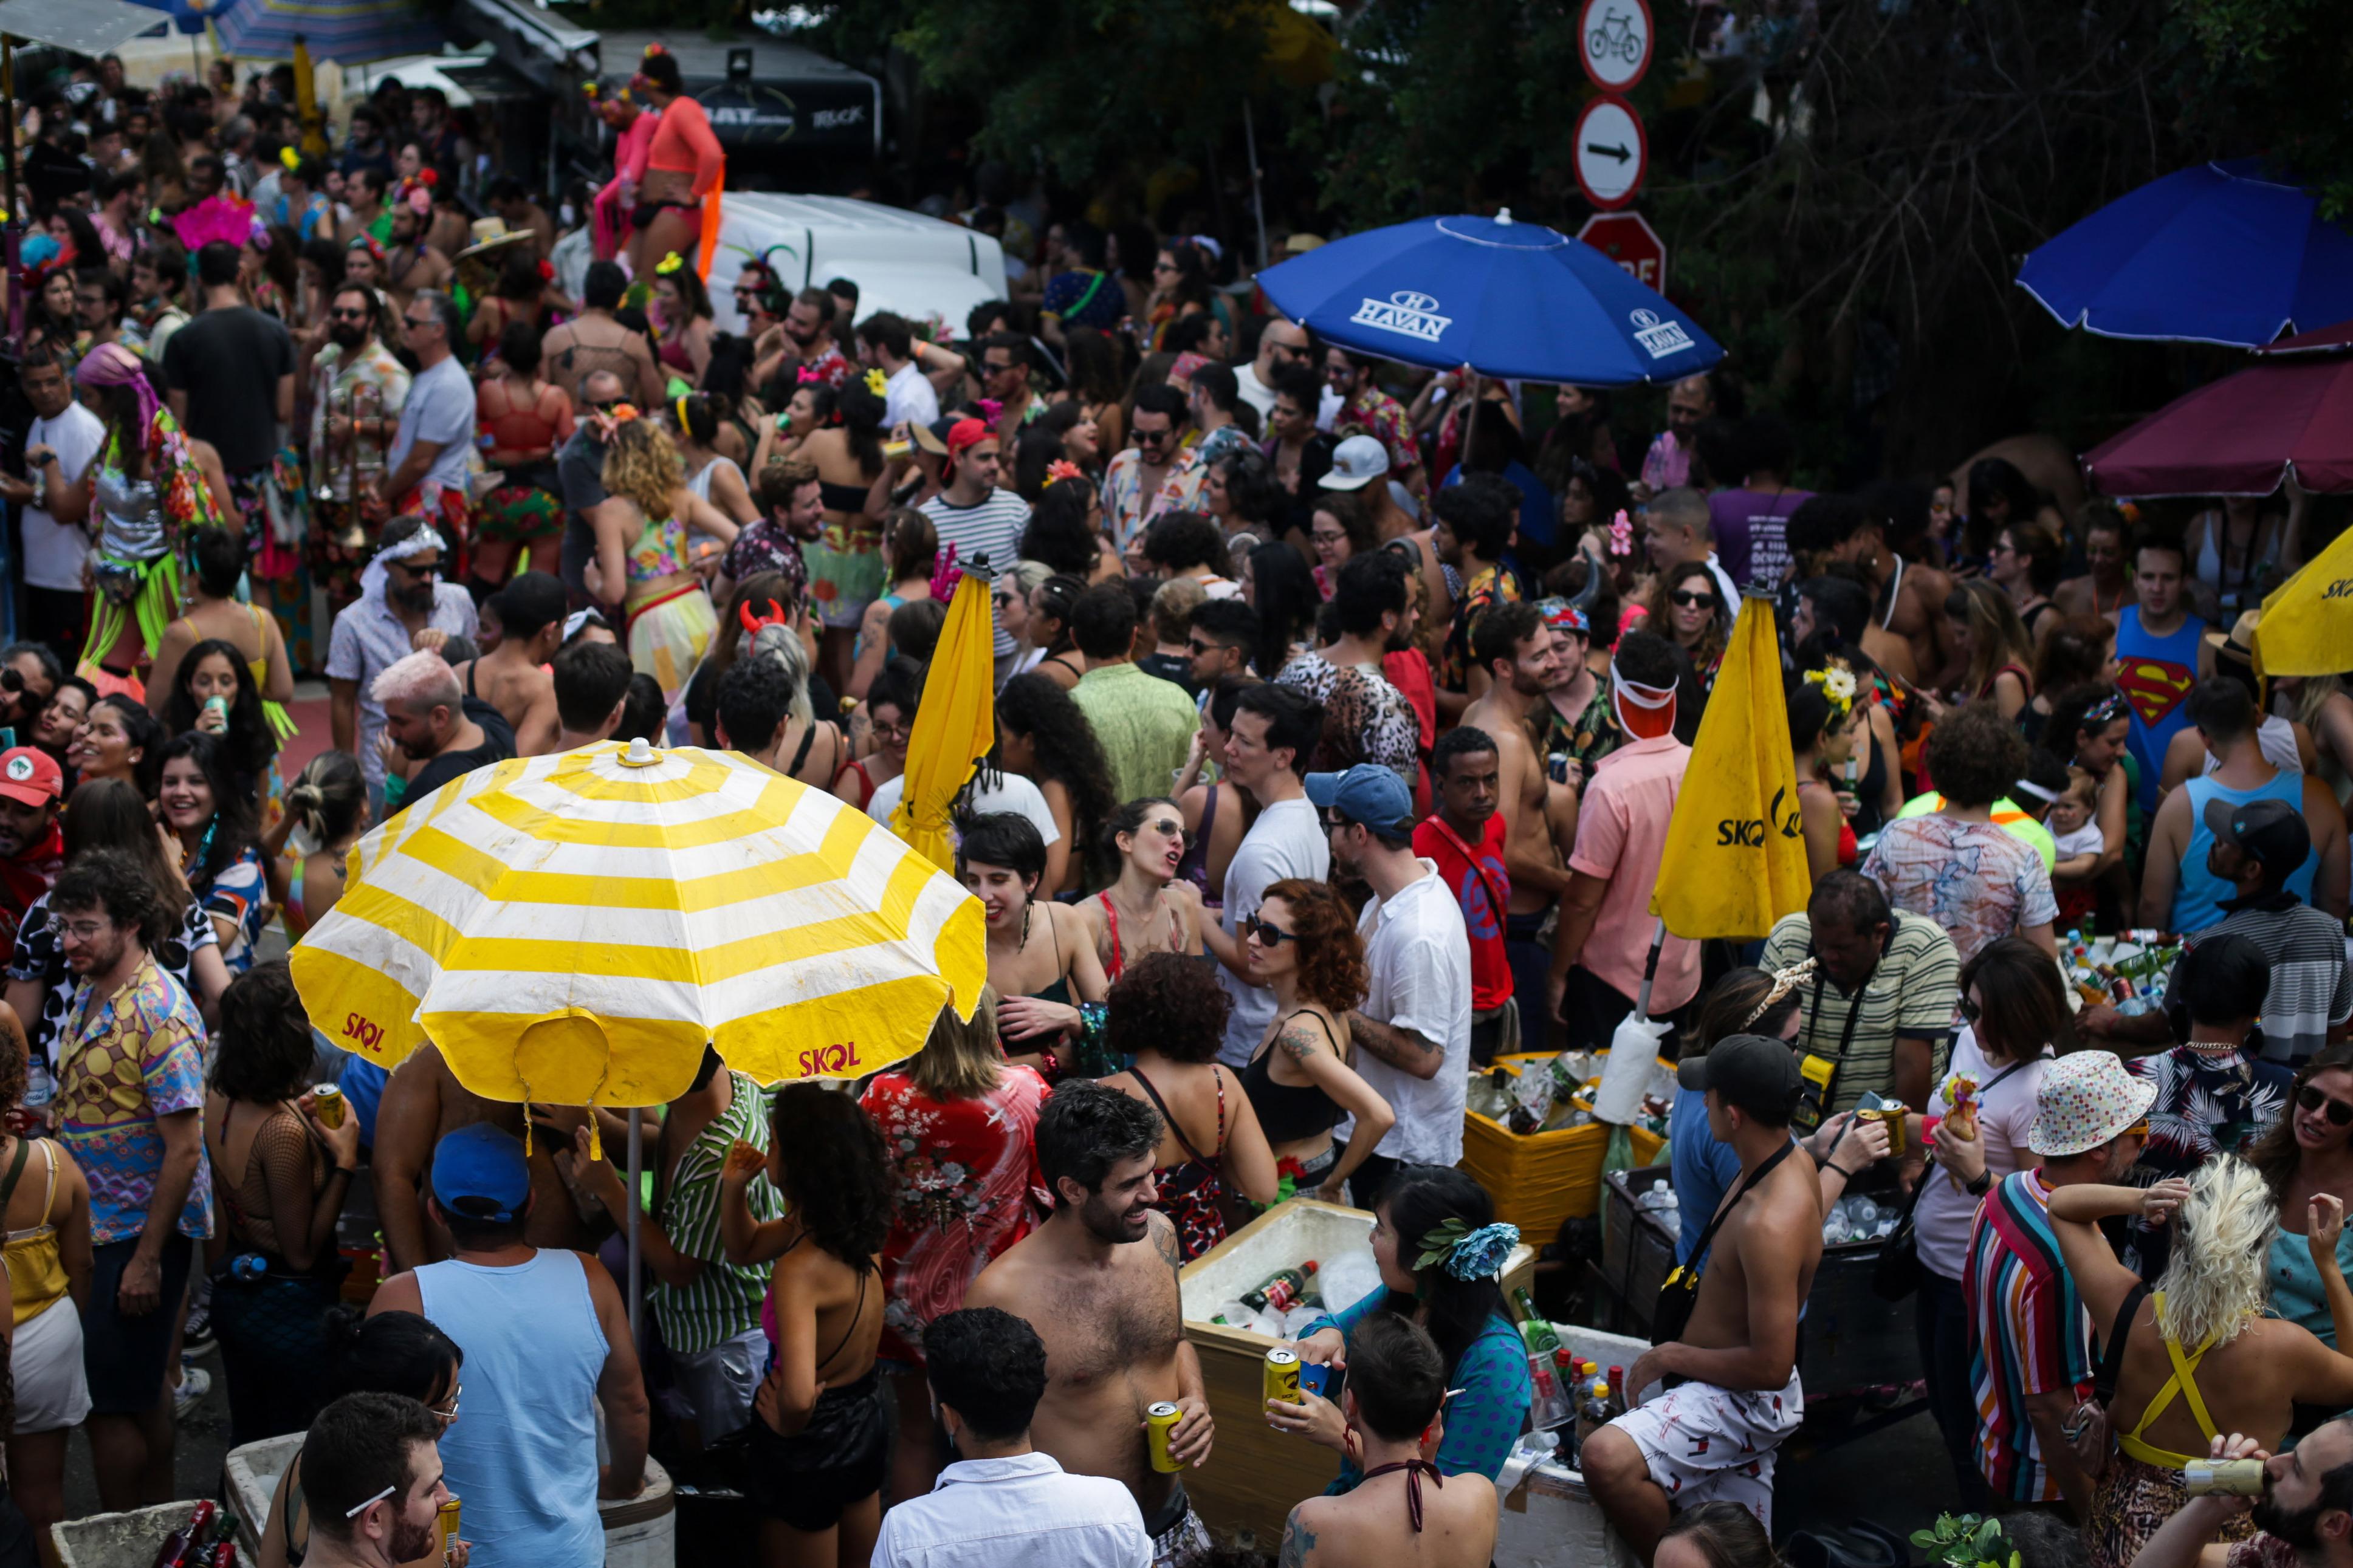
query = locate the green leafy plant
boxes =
[1911,1513,2022,1568]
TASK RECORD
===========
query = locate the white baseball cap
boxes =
[1321,434,1390,492]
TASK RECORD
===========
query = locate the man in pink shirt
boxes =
[1546,629,1702,1047]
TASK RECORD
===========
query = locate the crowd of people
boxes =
[0,33,2348,1568]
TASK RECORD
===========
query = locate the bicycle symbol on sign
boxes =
[1589,8,1644,64]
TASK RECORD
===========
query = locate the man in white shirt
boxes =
[1204,685,1331,1069]
[1313,764,1473,1212]
[1640,486,1742,614]
[1232,317,1313,422]
[4,349,105,661]
[858,310,941,431]
[873,1306,1148,1568]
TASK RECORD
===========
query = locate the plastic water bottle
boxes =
[1638,1180,1675,1213]
[1529,1347,1574,1430]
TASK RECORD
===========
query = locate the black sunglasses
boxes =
[1959,997,1982,1024]
[1243,914,1295,947]
[1670,590,1719,609]
[2301,1086,2353,1128]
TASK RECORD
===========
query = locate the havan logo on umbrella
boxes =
[1629,307,1693,359]
[1352,290,1454,343]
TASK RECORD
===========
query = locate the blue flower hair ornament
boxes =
[1415,1219,1519,1281]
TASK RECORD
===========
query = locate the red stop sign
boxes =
[1578,211,1667,293]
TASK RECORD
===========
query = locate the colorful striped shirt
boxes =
[1963,1168,2092,1503]
[647,1071,785,1354]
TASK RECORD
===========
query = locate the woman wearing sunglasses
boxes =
[1641,561,1728,743]
[1238,879,1394,1204]
[2249,1044,2353,1347]
[259,1307,469,1568]
[1082,798,1205,981]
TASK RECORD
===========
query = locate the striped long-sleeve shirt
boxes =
[1963,1168,2093,1503]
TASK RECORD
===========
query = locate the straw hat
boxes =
[456,218,534,261]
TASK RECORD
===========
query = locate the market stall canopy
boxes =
[2081,351,2353,498]
[215,0,442,61]
[287,739,985,1108]
[591,29,881,159]
[0,0,171,55]
[2018,159,2353,348]
[1255,209,1722,385]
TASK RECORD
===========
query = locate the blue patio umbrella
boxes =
[2017,159,2353,348]
[122,0,225,36]
[1256,209,1722,386]
[214,0,442,61]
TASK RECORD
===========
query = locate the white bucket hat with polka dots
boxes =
[2028,1050,2157,1158]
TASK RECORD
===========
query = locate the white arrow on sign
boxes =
[1579,0,1653,92]
[1573,95,1647,210]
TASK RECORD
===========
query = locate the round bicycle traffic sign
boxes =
[1579,0,1654,92]
[1573,95,1647,210]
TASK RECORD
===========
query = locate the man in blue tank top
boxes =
[369,1123,650,1567]
[2140,679,2349,935]
[2111,536,2210,815]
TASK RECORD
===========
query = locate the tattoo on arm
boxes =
[1351,1011,1438,1066]
[1150,1210,1181,1273]
[1277,1022,1322,1064]
[1279,1508,1316,1568]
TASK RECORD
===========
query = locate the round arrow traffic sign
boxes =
[1579,0,1653,92]
[1573,95,1647,210]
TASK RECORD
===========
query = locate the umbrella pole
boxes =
[1633,916,1667,1016]
[626,1112,642,1342]
[1243,100,1270,275]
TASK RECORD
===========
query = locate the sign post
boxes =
[1578,210,1668,292]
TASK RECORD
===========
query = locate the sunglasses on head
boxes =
[2302,1085,2353,1127]
[1670,590,1718,609]
[1243,913,1295,947]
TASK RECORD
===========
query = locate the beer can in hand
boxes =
[1146,1402,1184,1473]
[438,1494,462,1558]
[1263,1347,1302,1407]
[2183,1458,2264,1496]
[312,1084,346,1131]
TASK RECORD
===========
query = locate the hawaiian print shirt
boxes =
[307,338,413,498]
[1338,388,1417,477]
[56,954,214,1244]
[1103,445,1206,549]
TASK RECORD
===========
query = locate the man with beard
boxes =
[2134,1425,2353,1568]
[296,1394,458,1568]
[715,455,822,609]
[307,283,412,575]
[1314,764,1471,1211]
[1461,603,1573,1055]
[967,1083,1215,1568]
[371,650,515,803]
[49,851,212,1509]
[325,515,479,810]
[0,746,64,953]
[782,286,850,388]
[381,179,453,321]
[376,292,475,561]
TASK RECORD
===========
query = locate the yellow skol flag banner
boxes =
[1649,591,1811,940]
[2253,521,2353,679]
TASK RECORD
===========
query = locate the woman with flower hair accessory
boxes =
[1273,1165,1533,1488]
[648,253,715,383]
[1790,665,1869,878]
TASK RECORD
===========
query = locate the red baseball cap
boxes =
[946,417,996,458]
[0,747,62,809]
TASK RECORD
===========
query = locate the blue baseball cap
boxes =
[1306,764,1416,838]
[431,1122,531,1223]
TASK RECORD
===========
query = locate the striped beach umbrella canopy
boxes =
[289,738,986,1108]
[213,0,444,62]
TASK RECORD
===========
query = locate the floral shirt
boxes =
[2126,1044,2291,1270]
[194,844,269,974]
[307,338,412,497]
[1338,388,1417,477]
[56,954,215,1244]
[1275,651,1420,785]
[796,346,851,391]
[10,891,217,1106]
[1102,445,1206,549]
[857,1066,1050,1364]
[1441,564,1525,693]
[720,520,810,607]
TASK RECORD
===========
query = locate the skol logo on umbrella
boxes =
[2115,657,2194,727]
[1352,289,1452,343]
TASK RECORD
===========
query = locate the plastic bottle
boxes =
[1637,1179,1675,1213]
[1529,1345,1573,1430]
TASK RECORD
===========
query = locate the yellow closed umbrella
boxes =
[2254,524,2353,678]
[289,738,986,1109]
[890,559,1000,873]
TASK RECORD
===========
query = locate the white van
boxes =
[707,194,1007,338]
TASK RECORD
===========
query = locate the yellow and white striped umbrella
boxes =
[288,738,986,1108]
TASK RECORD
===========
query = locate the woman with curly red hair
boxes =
[1100,953,1280,1261]
[1239,879,1393,1205]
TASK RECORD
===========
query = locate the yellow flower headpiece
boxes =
[1804,663,1857,717]
[654,251,685,276]
[864,366,888,397]
[278,146,301,171]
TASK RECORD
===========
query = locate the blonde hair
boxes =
[600,419,686,517]
[2155,1156,2275,1351]
[1947,578,2036,700]
[908,987,1003,1102]
[369,649,461,713]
